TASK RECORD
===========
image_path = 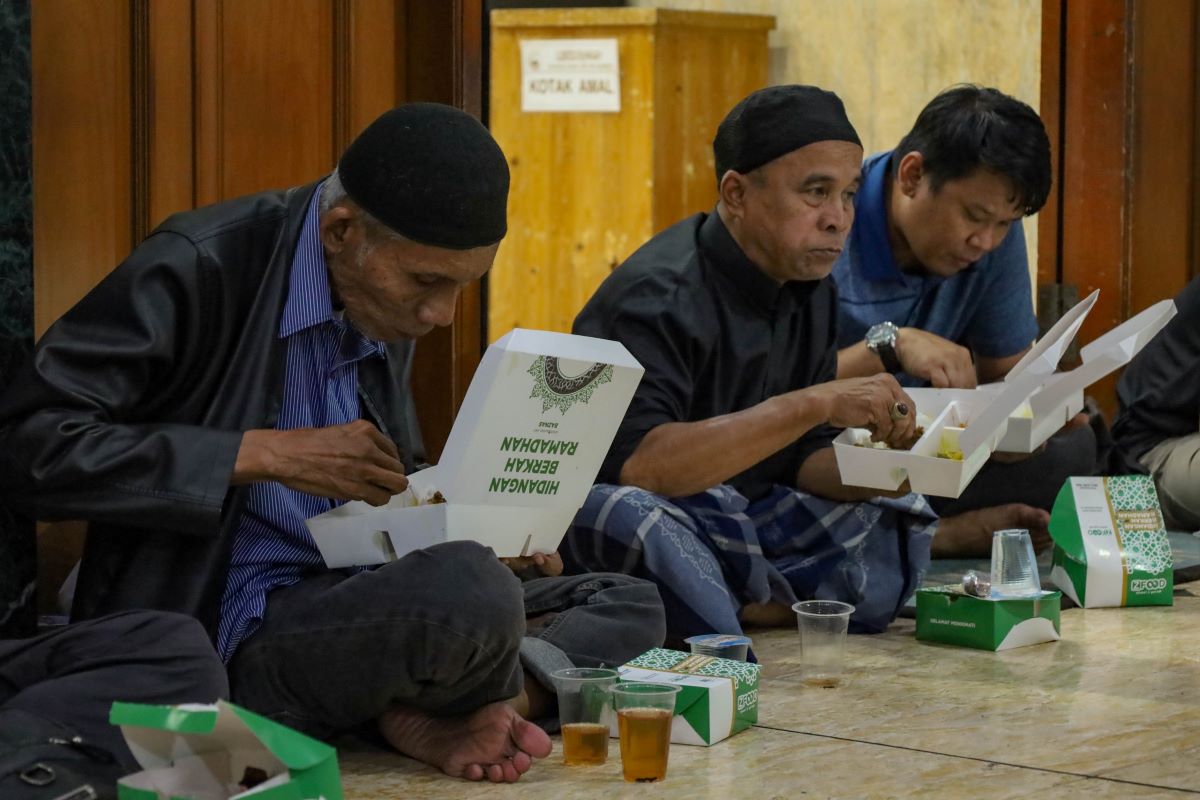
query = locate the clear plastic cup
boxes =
[612,683,680,782]
[989,529,1042,599]
[683,633,752,661]
[550,667,617,765]
[792,600,855,688]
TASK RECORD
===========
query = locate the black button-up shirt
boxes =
[1114,275,1200,460]
[574,211,840,501]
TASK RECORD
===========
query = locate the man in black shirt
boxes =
[1114,276,1200,531]
[566,86,1052,640]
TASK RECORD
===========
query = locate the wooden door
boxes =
[1039,0,1199,418]
[33,0,484,458]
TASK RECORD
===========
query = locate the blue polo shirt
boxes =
[832,152,1038,386]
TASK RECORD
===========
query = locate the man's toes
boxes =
[486,763,505,783]
[463,764,485,782]
[513,718,553,758]
[512,750,533,773]
[501,759,521,783]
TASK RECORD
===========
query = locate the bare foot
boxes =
[378,702,552,782]
[934,503,1050,558]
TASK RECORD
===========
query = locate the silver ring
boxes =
[889,401,909,421]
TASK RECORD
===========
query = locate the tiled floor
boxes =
[340,580,1200,798]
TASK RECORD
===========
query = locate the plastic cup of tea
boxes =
[612,682,680,782]
[550,668,618,766]
[792,600,855,688]
[989,529,1042,599]
[683,633,752,662]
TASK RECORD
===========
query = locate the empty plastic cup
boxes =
[792,600,855,688]
[989,529,1042,599]
[683,633,752,661]
[551,667,618,765]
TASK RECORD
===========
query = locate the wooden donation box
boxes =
[488,8,774,337]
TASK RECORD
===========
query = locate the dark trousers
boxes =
[931,423,1097,517]
[0,610,229,771]
[227,540,665,738]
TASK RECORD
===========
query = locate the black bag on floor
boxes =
[0,710,123,800]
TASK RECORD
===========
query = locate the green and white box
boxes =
[616,648,761,746]
[112,700,342,800]
[307,329,643,564]
[915,586,1061,651]
[1050,475,1174,607]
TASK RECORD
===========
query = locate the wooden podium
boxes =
[488,8,774,337]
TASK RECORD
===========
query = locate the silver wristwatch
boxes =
[865,321,902,373]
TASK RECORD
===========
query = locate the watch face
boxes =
[866,322,897,348]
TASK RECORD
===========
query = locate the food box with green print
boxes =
[306,329,643,565]
[614,648,761,746]
[1050,475,1174,608]
[916,585,1062,651]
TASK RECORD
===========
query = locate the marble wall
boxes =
[631,0,1043,278]
[0,0,36,636]
[0,0,31,377]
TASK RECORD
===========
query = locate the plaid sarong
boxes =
[563,483,937,641]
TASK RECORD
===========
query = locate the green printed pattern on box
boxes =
[1050,476,1173,607]
[621,648,760,745]
[916,586,1061,651]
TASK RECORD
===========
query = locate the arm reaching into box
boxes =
[618,375,918,498]
[232,418,409,506]
[838,328,977,389]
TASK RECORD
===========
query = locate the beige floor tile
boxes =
[340,726,1189,799]
[754,583,1200,789]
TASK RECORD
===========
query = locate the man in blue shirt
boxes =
[832,85,1096,547]
[0,104,664,783]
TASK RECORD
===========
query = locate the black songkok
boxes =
[338,103,510,250]
[713,85,861,182]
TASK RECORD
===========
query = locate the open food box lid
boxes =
[1025,297,1176,417]
[305,329,643,565]
[1004,289,1099,382]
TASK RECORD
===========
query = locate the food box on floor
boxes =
[1050,475,1174,607]
[616,648,761,746]
[306,329,643,564]
[112,699,341,800]
[915,585,1061,651]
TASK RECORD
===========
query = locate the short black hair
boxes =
[893,84,1051,216]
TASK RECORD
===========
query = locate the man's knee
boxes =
[395,540,525,649]
[591,574,667,656]
[1150,439,1200,529]
[73,610,228,702]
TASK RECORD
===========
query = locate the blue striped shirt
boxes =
[218,182,386,662]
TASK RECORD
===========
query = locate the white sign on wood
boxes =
[519,38,621,113]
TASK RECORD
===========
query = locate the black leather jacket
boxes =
[0,183,423,638]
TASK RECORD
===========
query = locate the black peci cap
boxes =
[713,85,861,183]
[338,103,510,249]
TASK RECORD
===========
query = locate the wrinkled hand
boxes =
[804,374,918,449]
[501,552,564,579]
[896,327,976,389]
[242,419,408,505]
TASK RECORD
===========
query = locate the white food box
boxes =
[833,374,1041,498]
[305,329,643,566]
[833,295,1096,498]
[989,293,1176,453]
